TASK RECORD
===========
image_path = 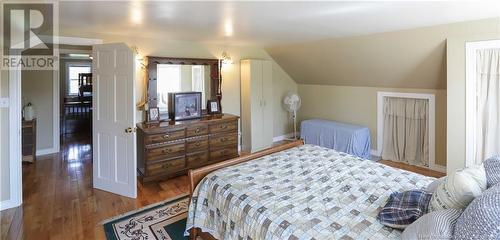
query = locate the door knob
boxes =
[125,127,136,133]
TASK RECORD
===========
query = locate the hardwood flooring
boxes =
[379,160,445,178]
[1,136,444,240]
[1,133,189,240]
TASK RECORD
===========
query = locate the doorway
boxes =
[58,51,93,163]
[465,40,500,167]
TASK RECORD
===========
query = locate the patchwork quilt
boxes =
[185,144,434,240]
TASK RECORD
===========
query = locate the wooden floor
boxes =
[1,136,444,240]
[0,133,189,240]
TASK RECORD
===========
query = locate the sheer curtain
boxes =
[382,97,429,166]
[475,49,500,164]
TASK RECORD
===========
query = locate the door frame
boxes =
[465,39,500,167]
[3,36,102,211]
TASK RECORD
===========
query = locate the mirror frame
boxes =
[146,56,222,113]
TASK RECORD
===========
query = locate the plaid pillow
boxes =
[377,190,433,229]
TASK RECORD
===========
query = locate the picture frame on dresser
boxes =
[207,99,221,115]
[146,107,160,124]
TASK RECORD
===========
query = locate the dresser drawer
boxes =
[210,147,238,162]
[186,124,208,137]
[210,133,238,149]
[209,120,237,134]
[186,152,209,168]
[186,136,208,152]
[146,142,185,161]
[145,130,185,145]
[146,157,185,176]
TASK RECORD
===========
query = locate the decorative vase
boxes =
[24,103,35,121]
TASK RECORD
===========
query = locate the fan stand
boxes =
[284,109,299,141]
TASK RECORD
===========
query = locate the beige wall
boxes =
[447,20,500,173]
[22,70,54,151]
[298,85,447,166]
[1,70,10,201]
[60,33,298,138]
[267,18,500,90]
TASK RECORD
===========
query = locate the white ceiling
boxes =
[59,1,500,46]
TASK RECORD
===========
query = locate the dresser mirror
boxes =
[146,57,221,120]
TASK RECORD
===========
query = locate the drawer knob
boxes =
[220,124,227,129]
[221,138,227,142]
[195,142,201,146]
[162,164,172,169]
[163,134,170,139]
[162,149,172,154]
[195,128,201,133]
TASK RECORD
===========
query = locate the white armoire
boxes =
[240,59,273,153]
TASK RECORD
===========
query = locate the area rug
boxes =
[103,194,190,240]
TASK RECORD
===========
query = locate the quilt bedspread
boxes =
[185,144,434,240]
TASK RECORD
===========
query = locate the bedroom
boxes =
[0,1,499,240]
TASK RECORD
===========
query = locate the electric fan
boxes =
[283,92,301,140]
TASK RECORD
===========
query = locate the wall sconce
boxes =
[131,46,146,69]
[221,51,233,65]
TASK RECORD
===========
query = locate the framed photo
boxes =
[168,92,202,121]
[207,99,221,114]
[146,107,160,123]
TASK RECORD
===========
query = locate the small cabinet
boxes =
[22,119,37,163]
[137,114,239,182]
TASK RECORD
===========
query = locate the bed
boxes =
[186,141,434,240]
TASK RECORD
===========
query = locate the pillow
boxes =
[401,209,463,240]
[425,177,444,193]
[429,165,486,211]
[453,183,500,240]
[484,155,500,188]
[377,190,432,229]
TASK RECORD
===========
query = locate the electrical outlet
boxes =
[0,98,9,108]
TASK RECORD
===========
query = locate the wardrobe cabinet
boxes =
[240,59,273,153]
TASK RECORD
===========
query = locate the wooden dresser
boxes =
[137,114,239,182]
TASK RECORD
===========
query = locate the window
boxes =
[67,64,91,96]
[192,66,205,103]
[157,65,181,113]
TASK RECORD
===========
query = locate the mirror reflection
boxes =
[156,64,211,114]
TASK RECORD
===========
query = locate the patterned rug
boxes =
[103,194,190,240]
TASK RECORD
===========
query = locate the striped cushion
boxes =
[377,190,432,229]
[484,156,500,188]
[401,209,462,240]
[454,183,500,240]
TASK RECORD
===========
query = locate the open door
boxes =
[92,43,137,198]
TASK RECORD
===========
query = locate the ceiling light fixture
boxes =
[68,53,91,58]
[130,1,143,25]
[224,19,233,37]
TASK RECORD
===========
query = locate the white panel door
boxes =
[92,43,137,198]
[261,60,273,149]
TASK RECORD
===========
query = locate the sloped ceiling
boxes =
[265,18,500,89]
[58,1,500,46]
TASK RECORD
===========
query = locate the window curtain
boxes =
[382,97,429,166]
[475,49,500,164]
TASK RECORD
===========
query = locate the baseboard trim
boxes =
[0,199,20,211]
[273,132,300,142]
[36,147,59,156]
[429,164,447,173]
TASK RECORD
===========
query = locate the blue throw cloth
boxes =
[300,119,372,159]
[377,190,433,229]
